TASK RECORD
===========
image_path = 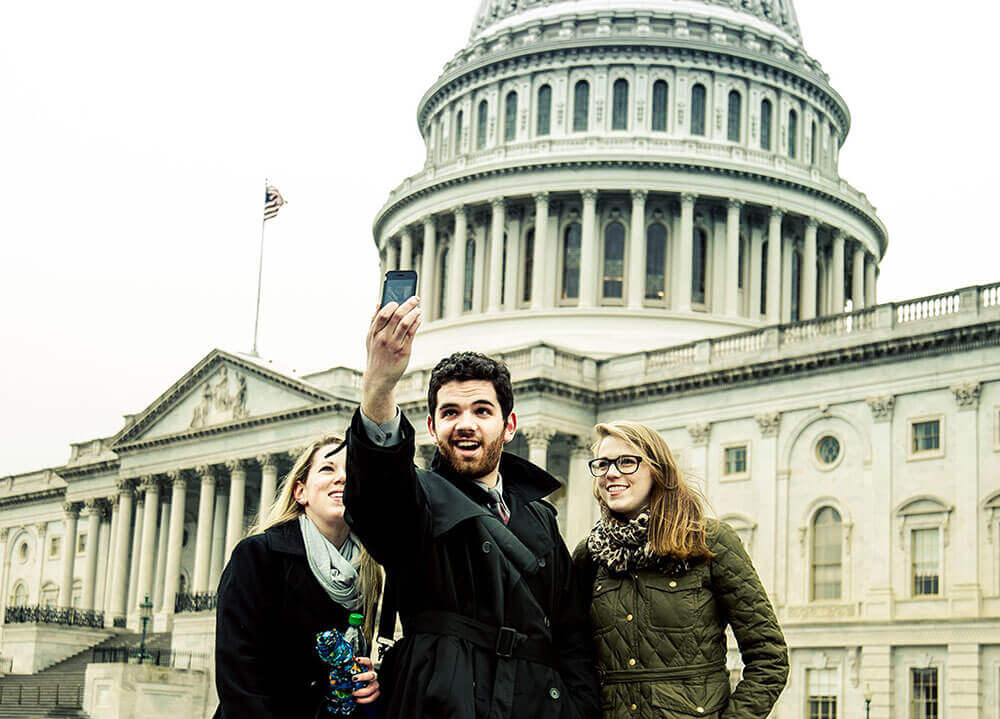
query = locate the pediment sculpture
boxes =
[190,366,250,429]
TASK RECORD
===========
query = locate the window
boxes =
[912,528,940,596]
[463,238,475,312]
[651,80,668,132]
[573,80,590,132]
[11,582,28,607]
[40,582,58,608]
[812,507,842,600]
[645,223,668,301]
[760,99,772,150]
[504,91,517,143]
[522,229,534,304]
[817,436,840,465]
[912,420,940,454]
[788,108,799,158]
[612,79,628,130]
[17,540,29,563]
[807,668,838,719]
[476,100,488,150]
[724,445,747,475]
[500,233,507,303]
[811,119,817,165]
[455,110,464,155]
[790,248,801,321]
[760,240,768,314]
[910,667,938,719]
[77,533,87,554]
[49,535,61,559]
[71,580,82,608]
[692,227,708,305]
[437,246,449,319]
[602,222,626,301]
[690,83,706,136]
[537,84,552,136]
[727,90,741,142]
[561,223,582,300]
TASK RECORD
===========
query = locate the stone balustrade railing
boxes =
[174,591,218,614]
[4,604,105,629]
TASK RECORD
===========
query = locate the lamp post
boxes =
[864,683,873,719]
[138,593,153,665]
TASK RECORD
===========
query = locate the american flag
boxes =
[264,185,285,221]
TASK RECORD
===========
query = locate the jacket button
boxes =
[630,704,637,711]
[309,680,319,688]
[543,616,550,628]
[696,707,705,713]
[628,658,636,666]
[626,614,633,622]
[482,541,492,554]
[549,688,560,700]
[669,580,677,587]
[596,585,602,591]
[537,557,546,568]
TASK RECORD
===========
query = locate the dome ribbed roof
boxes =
[471,0,802,43]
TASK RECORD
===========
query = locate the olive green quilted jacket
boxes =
[573,521,788,718]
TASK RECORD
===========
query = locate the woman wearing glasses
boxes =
[573,421,787,718]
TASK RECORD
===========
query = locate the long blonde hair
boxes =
[592,421,713,560]
[248,435,384,643]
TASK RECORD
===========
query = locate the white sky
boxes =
[2,1,998,476]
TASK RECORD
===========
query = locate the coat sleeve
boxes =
[709,522,789,719]
[344,408,430,567]
[215,537,281,719]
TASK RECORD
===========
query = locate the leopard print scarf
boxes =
[587,508,693,577]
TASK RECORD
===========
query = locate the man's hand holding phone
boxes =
[362,294,421,424]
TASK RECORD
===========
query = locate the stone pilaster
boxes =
[725,199,742,316]
[58,502,80,608]
[865,395,895,619]
[802,218,818,319]
[677,193,696,311]
[852,242,866,309]
[578,189,599,308]
[627,190,647,310]
[831,231,845,313]
[531,193,550,310]
[446,206,468,318]
[951,382,982,615]
[399,228,413,272]
[420,217,437,315]
[487,198,506,313]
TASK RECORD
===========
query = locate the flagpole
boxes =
[251,179,267,356]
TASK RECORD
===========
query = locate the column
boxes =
[749,219,763,319]
[487,198,506,313]
[852,243,866,310]
[209,482,229,589]
[864,395,894,619]
[766,208,783,323]
[161,470,187,617]
[419,218,436,309]
[578,189,598,308]
[103,495,120,620]
[566,439,595,547]
[860,645,893,719]
[225,459,248,559]
[677,193,696,311]
[802,218,818,320]
[126,489,145,612]
[950,382,982,615]
[627,190,647,309]
[831,231,845,313]
[446,206,467,318]
[503,207,522,310]
[152,496,171,610]
[58,502,80,607]
[109,480,134,622]
[780,235,793,322]
[80,499,101,611]
[94,504,111,613]
[257,454,279,522]
[755,413,781,596]
[725,199,742,316]
[530,193,550,310]
[472,216,487,313]
[33,522,48,603]
[522,426,556,471]
[135,476,160,611]
[865,254,877,306]
[399,229,413,271]
[192,465,216,593]
[384,238,399,273]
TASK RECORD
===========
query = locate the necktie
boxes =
[487,487,510,526]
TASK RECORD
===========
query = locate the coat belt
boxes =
[402,610,559,668]
[601,660,727,684]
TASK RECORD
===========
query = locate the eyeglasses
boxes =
[588,455,643,477]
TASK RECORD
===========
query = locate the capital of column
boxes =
[83,497,104,516]
[680,192,697,205]
[256,453,279,470]
[832,229,846,242]
[0,527,8,543]
[195,464,218,482]
[453,204,467,218]
[62,501,81,517]
[139,475,160,492]
[686,422,712,447]
[225,458,247,474]
[950,382,981,410]
[34,521,47,535]
[570,436,593,457]
[865,395,895,422]
[806,217,820,231]
[533,191,550,205]
[727,198,743,212]
[630,189,648,203]
[166,470,187,489]
[422,217,435,231]
[491,197,506,211]
[581,188,598,203]
[755,411,781,437]
[286,447,308,464]
[522,426,557,449]
[115,477,134,495]
[769,207,785,221]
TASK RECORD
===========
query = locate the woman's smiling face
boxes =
[595,435,654,519]
[293,442,347,526]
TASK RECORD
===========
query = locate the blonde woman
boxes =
[215,436,383,719]
[573,421,787,718]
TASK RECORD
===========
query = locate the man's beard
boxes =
[438,431,505,480]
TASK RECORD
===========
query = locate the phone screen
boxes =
[381,271,418,307]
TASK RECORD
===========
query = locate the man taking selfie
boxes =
[344,295,599,719]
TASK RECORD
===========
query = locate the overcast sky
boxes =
[2,1,998,476]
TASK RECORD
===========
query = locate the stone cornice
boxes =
[54,458,120,480]
[0,488,65,509]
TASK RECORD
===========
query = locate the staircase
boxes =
[0,631,172,718]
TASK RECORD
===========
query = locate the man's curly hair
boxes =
[427,351,514,421]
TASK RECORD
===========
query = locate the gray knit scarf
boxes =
[298,513,362,610]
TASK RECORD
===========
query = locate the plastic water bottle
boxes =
[343,612,377,719]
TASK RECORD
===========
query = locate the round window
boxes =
[817,435,841,465]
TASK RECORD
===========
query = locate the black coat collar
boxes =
[264,518,307,557]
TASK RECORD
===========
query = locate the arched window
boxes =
[760,240,769,314]
[812,507,842,600]
[790,248,801,321]
[500,233,508,302]
[438,245,449,319]
[504,91,518,143]
[645,223,668,301]
[11,581,28,607]
[463,238,476,312]
[537,84,552,136]
[561,222,582,300]
[522,228,534,304]
[476,100,488,150]
[727,90,741,142]
[760,99,772,151]
[691,83,706,136]
[454,110,464,155]
[651,80,668,132]
[738,235,747,290]
[829,120,837,167]
[602,222,626,300]
[810,119,817,165]
[573,80,590,132]
[612,79,629,130]
[788,108,798,158]
[692,227,708,305]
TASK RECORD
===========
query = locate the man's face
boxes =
[427,380,516,480]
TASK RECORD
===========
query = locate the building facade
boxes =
[2,2,1000,718]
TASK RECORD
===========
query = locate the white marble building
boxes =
[1,2,999,718]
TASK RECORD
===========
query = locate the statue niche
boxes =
[190,366,250,429]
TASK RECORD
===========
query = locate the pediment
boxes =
[113,350,338,448]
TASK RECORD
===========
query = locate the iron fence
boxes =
[3,604,104,628]
[90,646,209,670]
[0,682,83,706]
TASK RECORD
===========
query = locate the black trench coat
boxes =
[214,520,363,719]
[344,410,600,719]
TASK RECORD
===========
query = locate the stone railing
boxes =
[174,591,218,614]
[4,604,105,628]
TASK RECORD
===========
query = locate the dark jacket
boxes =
[344,409,600,719]
[573,521,788,719]
[214,520,362,719]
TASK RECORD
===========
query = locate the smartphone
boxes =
[380,270,418,308]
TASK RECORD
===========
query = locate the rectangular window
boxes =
[724,446,747,475]
[807,668,838,719]
[49,536,61,559]
[910,667,938,719]
[77,533,87,554]
[912,528,940,596]
[912,420,940,453]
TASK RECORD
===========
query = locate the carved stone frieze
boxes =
[866,395,894,422]
[686,422,711,447]
[755,412,781,437]
[950,381,981,410]
[786,603,857,619]
[190,365,250,429]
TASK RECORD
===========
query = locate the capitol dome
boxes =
[373,0,886,365]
